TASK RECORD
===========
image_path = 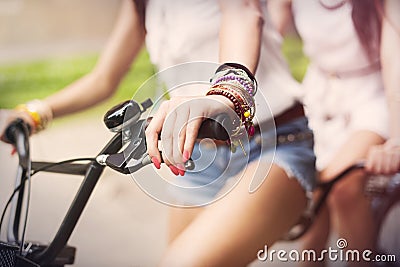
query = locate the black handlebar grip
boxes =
[5,119,31,169]
[197,113,232,141]
[4,119,31,144]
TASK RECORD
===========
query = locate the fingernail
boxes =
[169,165,179,176]
[177,164,185,176]
[151,157,161,169]
[183,150,190,162]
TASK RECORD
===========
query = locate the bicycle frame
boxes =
[7,124,123,266]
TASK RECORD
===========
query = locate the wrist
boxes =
[207,63,257,137]
[206,94,235,110]
[384,138,400,149]
[15,99,53,132]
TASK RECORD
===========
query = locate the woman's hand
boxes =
[0,109,34,143]
[145,95,233,176]
[365,138,400,175]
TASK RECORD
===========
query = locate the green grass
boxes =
[282,35,309,82]
[0,37,308,117]
[0,49,155,110]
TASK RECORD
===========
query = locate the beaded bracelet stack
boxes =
[15,99,53,132]
[207,63,257,137]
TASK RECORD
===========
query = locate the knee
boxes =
[327,173,366,210]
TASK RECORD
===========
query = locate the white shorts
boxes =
[302,65,390,170]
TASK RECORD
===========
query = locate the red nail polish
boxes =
[177,164,185,176]
[151,157,161,169]
[183,150,190,162]
[169,165,179,176]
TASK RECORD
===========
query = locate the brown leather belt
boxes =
[255,102,305,134]
[274,102,305,127]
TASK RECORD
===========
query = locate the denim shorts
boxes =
[169,116,316,206]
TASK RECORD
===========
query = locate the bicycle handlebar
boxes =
[99,98,236,174]
[5,99,235,176]
[99,114,234,174]
[103,98,233,140]
[5,119,31,169]
[194,114,233,141]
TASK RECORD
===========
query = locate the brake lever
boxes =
[97,118,195,174]
[98,119,148,174]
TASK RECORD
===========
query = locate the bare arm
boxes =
[267,0,293,36]
[146,0,264,174]
[366,0,400,173]
[44,0,146,117]
[218,0,264,73]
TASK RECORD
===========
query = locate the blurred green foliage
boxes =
[282,35,309,82]
[0,37,308,113]
[0,50,155,109]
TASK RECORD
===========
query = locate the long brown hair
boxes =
[351,0,382,62]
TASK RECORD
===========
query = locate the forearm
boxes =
[381,0,400,140]
[218,0,263,74]
[44,0,145,118]
[43,71,117,117]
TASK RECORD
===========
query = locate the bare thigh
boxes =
[160,162,308,267]
[168,207,204,243]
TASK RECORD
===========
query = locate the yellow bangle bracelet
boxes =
[15,104,44,131]
[15,99,53,132]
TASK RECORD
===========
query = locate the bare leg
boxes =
[167,207,203,243]
[328,170,376,267]
[159,163,307,267]
[299,199,331,267]
[301,130,384,267]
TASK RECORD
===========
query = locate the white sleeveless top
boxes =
[292,0,376,72]
[144,0,301,122]
[292,0,389,169]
